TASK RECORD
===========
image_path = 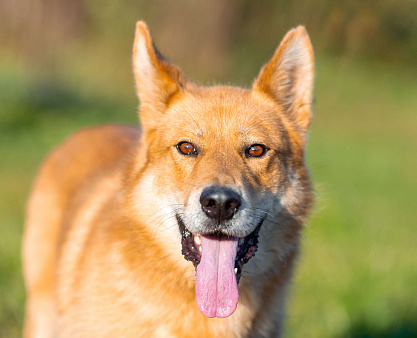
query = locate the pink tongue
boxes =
[195,235,239,318]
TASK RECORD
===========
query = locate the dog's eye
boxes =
[177,142,198,156]
[246,144,267,158]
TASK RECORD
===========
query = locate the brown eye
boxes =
[177,142,198,156]
[246,144,267,158]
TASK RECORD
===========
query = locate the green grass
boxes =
[1,55,416,337]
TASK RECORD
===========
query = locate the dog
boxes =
[23,21,314,337]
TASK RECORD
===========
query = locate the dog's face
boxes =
[128,22,314,318]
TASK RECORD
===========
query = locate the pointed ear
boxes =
[133,21,187,128]
[253,26,314,136]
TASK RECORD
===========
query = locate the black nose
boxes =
[200,186,241,222]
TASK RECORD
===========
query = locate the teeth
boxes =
[199,246,202,253]
[194,235,201,246]
[234,268,238,274]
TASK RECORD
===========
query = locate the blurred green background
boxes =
[1,0,416,337]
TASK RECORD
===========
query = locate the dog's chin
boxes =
[176,214,264,283]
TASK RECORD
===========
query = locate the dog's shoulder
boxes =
[38,124,140,185]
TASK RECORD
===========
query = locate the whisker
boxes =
[147,204,185,219]
[151,208,184,240]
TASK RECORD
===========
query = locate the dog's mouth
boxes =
[178,216,262,283]
[177,215,263,318]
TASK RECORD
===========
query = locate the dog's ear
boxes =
[133,21,187,129]
[253,26,314,137]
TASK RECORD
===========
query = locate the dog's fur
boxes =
[23,22,314,337]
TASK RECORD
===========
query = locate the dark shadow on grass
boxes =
[0,77,136,131]
[339,318,417,338]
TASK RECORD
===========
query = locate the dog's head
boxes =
[128,21,314,318]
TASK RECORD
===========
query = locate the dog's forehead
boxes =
[166,86,281,138]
